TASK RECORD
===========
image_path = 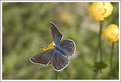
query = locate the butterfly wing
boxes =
[30,49,55,65]
[50,22,62,45]
[59,40,76,57]
[52,50,69,71]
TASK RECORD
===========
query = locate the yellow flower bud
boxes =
[42,41,55,51]
[88,2,113,21]
[102,24,119,42]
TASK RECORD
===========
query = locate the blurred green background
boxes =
[2,2,119,79]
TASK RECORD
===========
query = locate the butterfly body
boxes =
[54,45,67,56]
[30,22,76,71]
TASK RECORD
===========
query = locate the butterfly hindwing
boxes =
[30,49,55,65]
[52,49,69,71]
[50,22,62,45]
[59,40,76,57]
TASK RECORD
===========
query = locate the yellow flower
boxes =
[88,2,113,21]
[42,41,55,51]
[102,24,119,42]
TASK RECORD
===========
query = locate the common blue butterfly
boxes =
[30,22,76,71]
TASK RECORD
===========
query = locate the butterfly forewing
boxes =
[50,22,62,45]
[30,49,55,65]
[59,40,76,57]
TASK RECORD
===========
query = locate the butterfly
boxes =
[30,22,76,71]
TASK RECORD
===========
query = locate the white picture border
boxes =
[0,0,120,82]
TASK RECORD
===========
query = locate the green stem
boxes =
[55,71,58,79]
[92,71,98,79]
[99,21,103,62]
[92,21,103,79]
[110,43,114,78]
